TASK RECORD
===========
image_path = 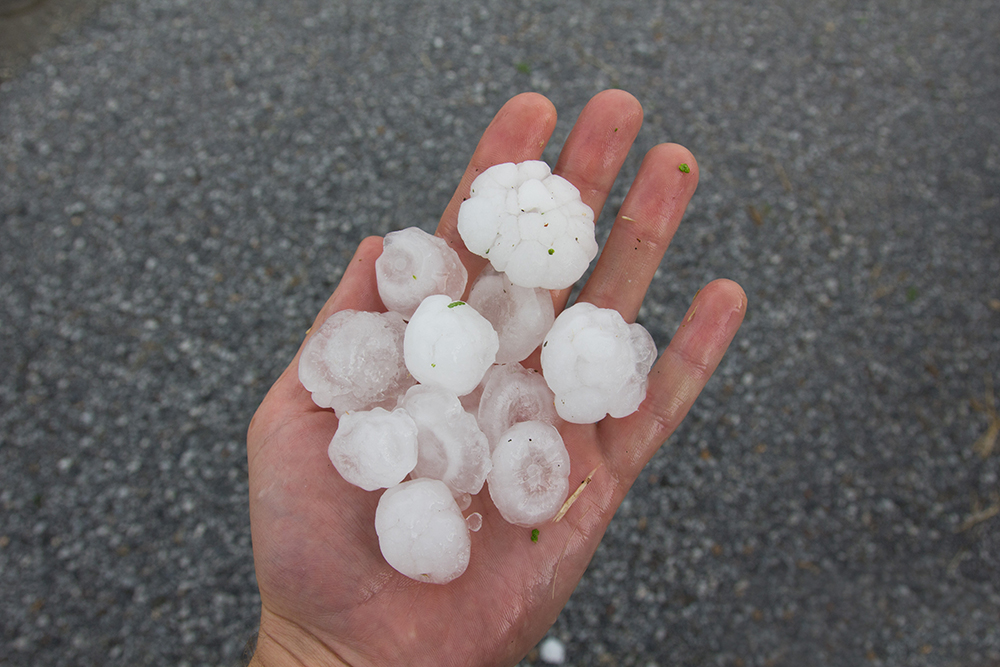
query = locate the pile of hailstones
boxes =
[299,161,657,584]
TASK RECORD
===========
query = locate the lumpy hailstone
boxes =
[457,161,598,290]
[401,384,492,497]
[375,227,468,320]
[487,421,571,527]
[375,478,471,584]
[298,309,415,416]
[403,294,499,396]
[327,408,419,491]
[540,302,657,424]
[466,265,555,364]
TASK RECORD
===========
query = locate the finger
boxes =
[248,236,384,450]
[575,143,699,321]
[599,279,747,480]
[435,92,558,275]
[549,89,644,310]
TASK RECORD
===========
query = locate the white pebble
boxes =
[400,385,492,496]
[540,302,657,424]
[375,478,471,584]
[298,309,415,416]
[487,421,570,527]
[403,294,499,396]
[375,227,468,319]
[457,161,597,290]
[466,265,555,363]
[477,362,559,451]
[327,408,418,491]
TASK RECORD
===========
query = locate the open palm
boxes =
[246,90,746,667]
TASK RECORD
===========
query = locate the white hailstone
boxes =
[400,385,492,497]
[477,362,559,452]
[375,227,468,320]
[466,265,555,364]
[403,294,499,396]
[540,302,657,424]
[457,161,598,290]
[327,408,418,491]
[298,309,415,416]
[487,421,571,527]
[539,637,567,664]
[375,478,471,584]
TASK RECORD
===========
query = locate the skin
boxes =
[246,90,747,667]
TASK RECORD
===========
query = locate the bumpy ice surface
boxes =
[401,384,492,497]
[540,302,657,424]
[466,265,555,364]
[327,408,419,491]
[477,362,559,451]
[375,227,468,320]
[298,309,415,416]
[457,161,598,290]
[403,294,499,396]
[375,478,471,584]
[487,421,571,527]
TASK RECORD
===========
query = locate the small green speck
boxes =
[412,274,417,280]
[906,286,919,302]
[531,529,539,543]
[447,301,465,308]
[678,163,691,174]
[431,363,436,368]
[516,61,531,75]
[548,248,555,255]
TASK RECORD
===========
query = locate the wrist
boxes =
[248,609,353,667]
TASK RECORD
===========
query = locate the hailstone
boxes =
[400,384,492,497]
[298,309,415,416]
[477,362,559,452]
[375,227,468,320]
[375,478,471,584]
[403,294,499,396]
[457,161,598,290]
[466,265,555,364]
[540,302,657,424]
[487,421,571,527]
[327,407,418,491]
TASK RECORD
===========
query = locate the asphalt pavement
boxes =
[1,0,998,665]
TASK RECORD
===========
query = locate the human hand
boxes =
[246,90,746,667]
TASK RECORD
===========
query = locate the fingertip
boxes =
[700,278,747,331]
[644,142,699,190]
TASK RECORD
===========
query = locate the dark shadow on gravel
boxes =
[0,0,116,83]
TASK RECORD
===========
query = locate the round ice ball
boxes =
[540,302,657,424]
[327,407,419,491]
[375,227,468,320]
[403,294,499,396]
[298,309,415,416]
[375,478,471,584]
[487,421,570,527]
[457,161,598,290]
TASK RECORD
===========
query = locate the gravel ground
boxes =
[1,0,998,665]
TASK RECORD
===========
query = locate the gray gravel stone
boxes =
[1,0,998,665]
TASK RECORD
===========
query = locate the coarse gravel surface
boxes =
[1,1,998,666]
